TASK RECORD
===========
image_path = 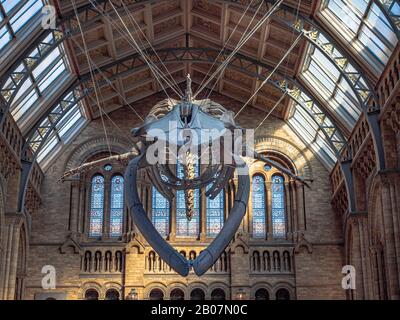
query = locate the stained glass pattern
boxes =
[110,175,124,237]
[206,185,224,237]
[152,187,170,237]
[271,175,286,237]
[252,175,266,238]
[89,175,104,237]
[176,162,200,237]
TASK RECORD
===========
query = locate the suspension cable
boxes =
[69,36,144,122]
[253,0,302,131]
[234,32,303,118]
[194,0,283,99]
[90,0,182,99]
[255,92,287,132]
[196,0,258,98]
[120,1,184,97]
[202,0,265,103]
[72,0,112,156]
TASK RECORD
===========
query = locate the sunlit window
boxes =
[0,1,44,51]
[2,32,69,124]
[110,175,124,237]
[301,44,362,130]
[206,185,224,237]
[152,187,170,237]
[36,99,87,164]
[288,106,337,169]
[252,175,266,238]
[271,175,286,238]
[176,162,200,237]
[321,0,397,73]
[89,175,105,237]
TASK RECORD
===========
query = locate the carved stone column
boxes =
[378,171,400,299]
[169,195,176,241]
[69,179,81,234]
[1,213,24,300]
[200,188,207,241]
[346,213,373,299]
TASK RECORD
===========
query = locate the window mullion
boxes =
[355,0,373,38]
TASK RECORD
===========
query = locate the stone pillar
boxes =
[123,243,145,300]
[378,172,400,299]
[1,213,23,300]
[169,196,176,241]
[346,213,373,300]
[284,182,291,240]
[296,181,305,234]
[230,241,250,300]
[77,180,86,234]
[69,180,80,233]
[200,188,207,241]
[290,181,298,240]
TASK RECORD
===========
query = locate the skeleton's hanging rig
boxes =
[59,0,311,277]
[60,74,310,216]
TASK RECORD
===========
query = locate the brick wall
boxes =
[22,94,345,300]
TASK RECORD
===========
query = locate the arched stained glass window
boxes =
[110,175,124,237]
[252,175,266,238]
[152,187,170,237]
[176,162,200,237]
[271,175,286,238]
[206,185,224,237]
[89,175,105,237]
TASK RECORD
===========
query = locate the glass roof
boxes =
[288,103,338,169]
[301,41,362,131]
[320,0,398,74]
[0,0,397,171]
[36,99,87,165]
[8,34,70,124]
[0,0,43,50]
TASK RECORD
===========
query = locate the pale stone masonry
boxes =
[22,94,345,300]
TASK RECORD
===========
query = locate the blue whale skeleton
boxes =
[60,75,308,276]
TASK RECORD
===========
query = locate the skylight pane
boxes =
[9,0,43,33]
[32,48,61,78]
[57,105,83,138]
[1,0,21,14]
[13,78,32,102]
[12,88,38,121]
[37,133,59,163]
[322,0,398,73]
[37,59,66,92]
[288,107,337,168]
[0,25,11,50]
[302,44,361,130]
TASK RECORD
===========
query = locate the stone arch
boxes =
[63,135,132,174]
[231,244,247,254]
[250,282,273,300]
[208,282,230,300]
[272,282,295,300]
[187,282,208,300]
[255,136,313,180]
[81,281,103,300]
[144,282,167,300]
[167,282,187,300]
[104,282,122,300]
